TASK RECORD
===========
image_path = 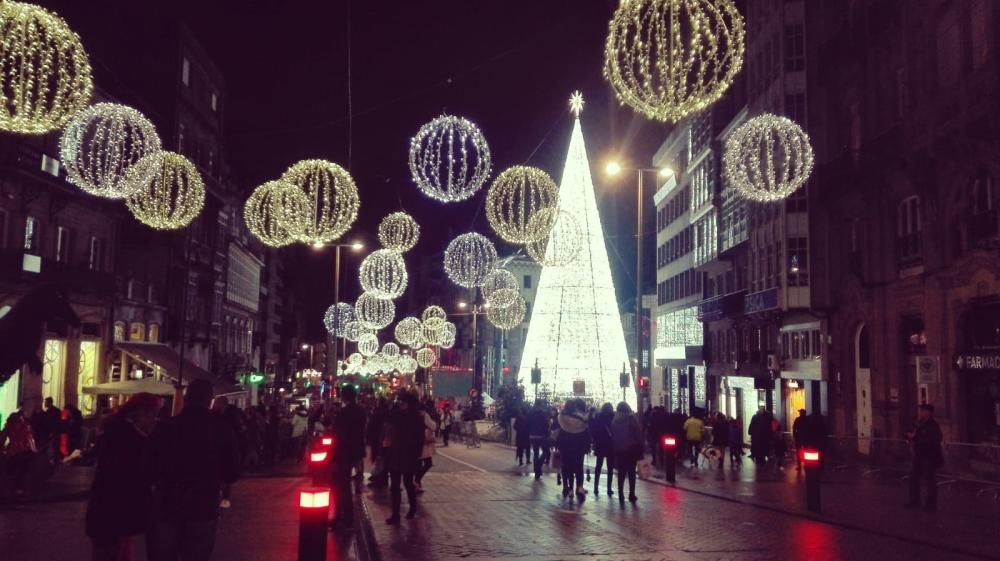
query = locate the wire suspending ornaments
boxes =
[355,292,395,330]
[486,166,560,244]
[395,316,423,347]
[377,212,420,252]
[409,115,492,203]
[526,209,583,267]
[124,152,205,230]
[0,2,93,134]
[324,302,355,337]
[481,269,519,308]
[723,113,814,202]
[359,249,408,300]
[487,294,527,331]
[60,103,162,199]
[444,232,498,288]
[604,0,745,123]
[415,347,438,369]
[281,159,360,245]
[245,180,310,247]
[358,333,379,357]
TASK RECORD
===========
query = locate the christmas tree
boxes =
[518,93,634,409]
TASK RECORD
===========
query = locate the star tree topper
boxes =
[569,91,584,117]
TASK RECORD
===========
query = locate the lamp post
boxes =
[455,300,491,397]
[312,240,363,382]
[606,161,674,411]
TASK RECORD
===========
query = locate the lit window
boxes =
[56,226,71,263]
[182,57,190,86]
[23,216,39,252]
[211,92,218,111]
[148,324,160,343]
[114,322,126,342]
[88,237,103,271]
[41,154,60,177]
[129,322,145,342]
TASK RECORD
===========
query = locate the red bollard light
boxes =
[321,436,333,447]
[802,449,822,513]
[662,436,677,448]
[803,450,820,463]
[310,450,328,464]
[661,435,678,484]
[298,487,330,561]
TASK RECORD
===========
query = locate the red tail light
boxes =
[662,436,677,447]
[802,450,820,462]
[310,451,328,463]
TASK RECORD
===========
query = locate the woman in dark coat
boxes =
[610,401,643,504]
[513,407,531,467]
[85,393,161,561]
[589,402,615,496]
[555,399,591,498]
[383,392,424,524]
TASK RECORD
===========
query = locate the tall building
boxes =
[500,255,541,386]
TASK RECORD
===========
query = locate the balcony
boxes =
[0,249,115,298]
[697,289,747,321]
[744,287,779,315]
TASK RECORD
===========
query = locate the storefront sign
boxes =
[953,353,1000,371]
[915,356,940,384]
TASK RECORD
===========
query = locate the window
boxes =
[787,237,809,286]
[88,237,103,271]
[182,57,190,86]
[0,208,8,248]
[128,322,145,342]
[41,154,60,177]
[897,196,922,263]
[785,93,806,125]
[971,170,995,215]
[148,324,160,343]
[211,92,218,111]
[784,24,805,71]
[56,227,71,263]
[523,275,532,289]
[114,321,126,342]
[23,216,39,252]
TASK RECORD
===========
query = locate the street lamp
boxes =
[453,300,490,396]
[313,240,364,380]
[606,160,675,411]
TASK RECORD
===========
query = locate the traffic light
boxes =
[638,377,649,391]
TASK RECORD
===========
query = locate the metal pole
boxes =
[173,229,190,416]
[332,245,341,384]
[635,171,644,412]
[472,308,479,394]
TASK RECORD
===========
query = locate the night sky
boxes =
[47,0,668,338]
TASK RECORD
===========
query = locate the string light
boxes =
[355,292,395,330]
[377,212,420,252]
[603,0,745,123]
[359,249,408,300]
[281,159,360,245]
[358,333,379,357]
[348,352,364,367]
[61,103,162,199]
[344,320,365,342]
[439,321,457,349]
[124,152,204,230]
[0,2,93,134]
[526,208,583,267]
[421,305,447,326]
[409,115,492,203]
[416,347,438,369]
[444,232,497,288]
[399,355,418,374]
[323,302,355,337]
[395,316,423,347]
[381,342,400,359]
[422,322,445,346]
[481,269,519,308]
[245,180,310,247]
[723,113,814,202]
[487,294,526,331]
[486,166,560,244]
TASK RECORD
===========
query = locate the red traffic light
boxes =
[638,377,649,389]
[299,488,330,509]
[802,449,820,462]
[309,451,328,463]
[662,436,677,448]
[321,436,333,447]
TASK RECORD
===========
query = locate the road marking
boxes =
[436,450,488,473]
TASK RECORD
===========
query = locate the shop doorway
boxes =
[42,339,67,407]
[784,382,806,432]
[855,324,872,455]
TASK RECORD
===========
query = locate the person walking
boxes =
[85,393,161,561]
[771,415,787,470]
[590,402,615,497]
[212,397,244,509]
[728,417,744,466]
[440,404,454,447]
[290,404,309,459]
[513,406,530,467]
[683,411,705,468]
[526,400,550,480]
[415,401,437,492]
[711,412,730,469]
[332,386,366,529]
[905,404,943,512]
[748,408,773,465]
[792,409,807,470]
[367,398,389,488]
[646,406,666,467]
[555,399,590,499]
[610,402,643,504]
[146,379,240,561]
[383,392,424,524]
[0,410,37,501]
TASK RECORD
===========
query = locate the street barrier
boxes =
[298,487,330,561]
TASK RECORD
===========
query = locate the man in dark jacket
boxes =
[367,398,389,487]
[332,385,366,528]
[513,407,531,466]
[384,392,424,524]
[146,379,239,561]
[792,409,807,469]
[526,400,551,480]
[748,408,773,464]
[905,404,943,511]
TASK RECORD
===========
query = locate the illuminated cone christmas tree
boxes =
[518,93,634,409]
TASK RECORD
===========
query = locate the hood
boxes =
[557,413,588,434]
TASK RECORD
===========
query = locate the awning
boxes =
[82,378,176,396]
[116,342,245,397]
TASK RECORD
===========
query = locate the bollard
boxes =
[309,449,330,486]
[299,487,331,561]
[802,449,821,513]
[321,436,333,447]
[661,435,678,484]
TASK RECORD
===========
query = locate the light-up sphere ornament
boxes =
[723,113,814,203]
[0,2,93,134]
[421,306,447,329]
[355,292,395,330]
[60,103,162,199]
[409,115,492,203]
[348,352,364,367]
[377,212,420,252]
[526,208,583,267]
[603,0,745,123]
[323,302,355,337]
[487,294,527,331]
[124,152,204,230]
[399,355,418,375]
[415,347,438,369]
[281,159,360,244]
[395,316,423,347]
[439,322,457,349]
[359,249,408,300]
[357,333,379,357]
[245,180,310,247]
[344,320,367,343]
[481,269,519,308]
[422,322,445,346]
[381,342,400,360]
[368,352,390,374]
[444,233,497,288]
[486,166,559,244]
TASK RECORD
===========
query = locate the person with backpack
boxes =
[590,402,615,497]
[555,399,590,499]
[526,400,551,480]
